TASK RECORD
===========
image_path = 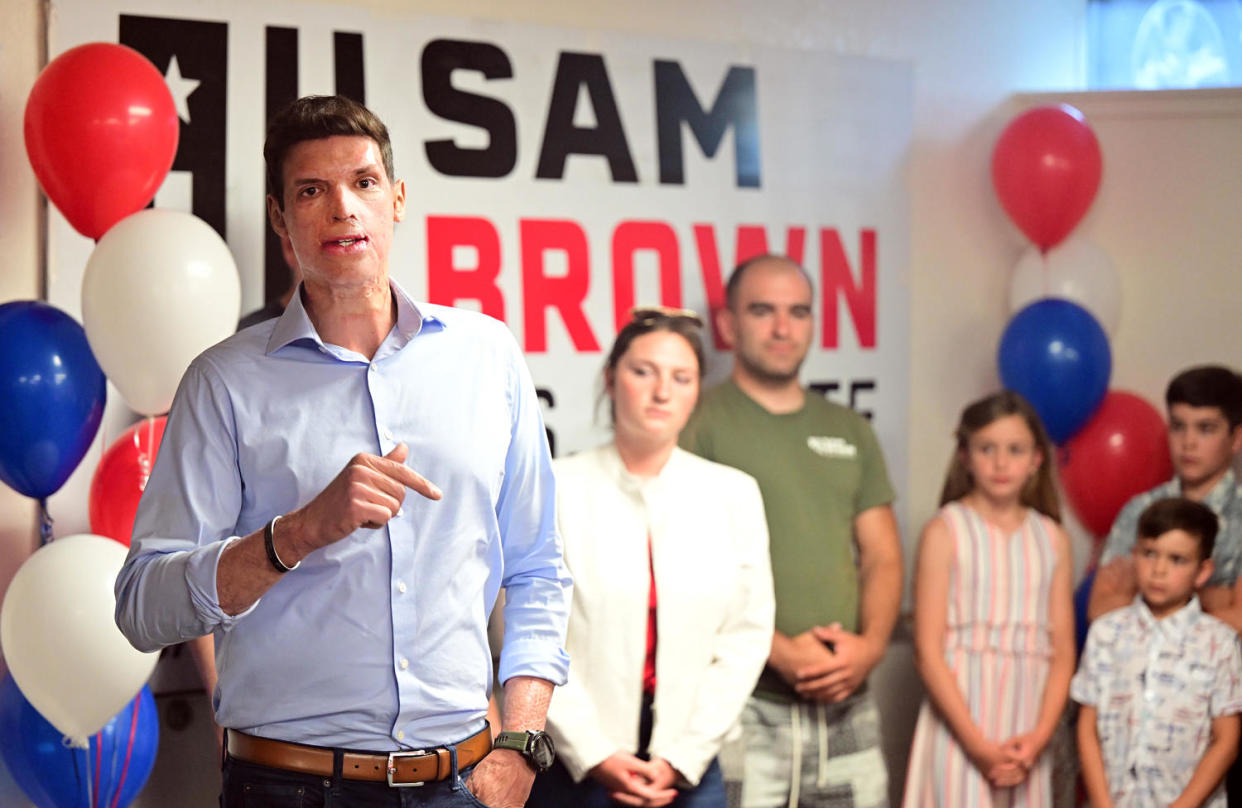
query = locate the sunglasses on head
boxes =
[628,306,703,327]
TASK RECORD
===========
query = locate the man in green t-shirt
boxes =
[680,254,902,808]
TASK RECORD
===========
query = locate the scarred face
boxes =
[267,135,405,295]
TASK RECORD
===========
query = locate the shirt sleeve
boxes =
[494,332,572,687]
[1210,631,1242,717]
[651,472,775,785]
[113,359,255,653]
[853,416,896,515]
[1070,622,1105,707]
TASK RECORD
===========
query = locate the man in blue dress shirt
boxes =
[115,95,571,807]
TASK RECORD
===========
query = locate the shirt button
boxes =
[397,581,407,594]
[369,363,377,373]
[397,731,405,740]
[400,658,409,670]
[382,428,394,441]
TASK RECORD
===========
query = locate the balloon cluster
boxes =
[991,105,1173,630]
[1,42,242,806]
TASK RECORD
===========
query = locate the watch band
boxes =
[264,514,300,573]
[494,730,554,772]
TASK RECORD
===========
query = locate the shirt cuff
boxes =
[496,637,570,687]
[185,535,261,630]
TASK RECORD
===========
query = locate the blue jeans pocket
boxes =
[457,771,495,808]
[223,758,315,808]
[240,781,308,808]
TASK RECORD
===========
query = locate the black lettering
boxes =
[422,39,517,178]
[120,15,228,238]
[334,32,366,104]
[536,387,557,457]
[809,381,841,401]
[535,52,637,183]
[264,26,300,305]
[849,380,876,421]
[654,60,760,188]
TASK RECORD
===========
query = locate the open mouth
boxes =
[327,236,367,247]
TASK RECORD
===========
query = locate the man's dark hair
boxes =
[724,254,813,310]
[264,95,395,208]
[1166,365,1242,429]
[1137,497,1220,560]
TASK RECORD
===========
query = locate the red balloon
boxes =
[1059,391,1172,538]
[23,43,179,240]
[88,416,167,546]
[992,104,1102,251]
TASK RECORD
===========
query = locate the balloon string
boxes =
[71,744,90,808]
[94,732,102,808]
[109,694,141,808]
[38,499,53,545]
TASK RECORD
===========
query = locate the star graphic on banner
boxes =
[164,54,200,124]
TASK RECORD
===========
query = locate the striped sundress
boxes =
[902,501,1057,808]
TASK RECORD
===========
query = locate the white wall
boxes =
[30,1,1241,805]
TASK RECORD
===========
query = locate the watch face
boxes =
[530,732,556,771]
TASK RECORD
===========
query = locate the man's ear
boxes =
[267,195,288,238]
[1230,423,1242,456]
[1196,557,1216,590]
[715,306,737,350]
[392,178,406,223]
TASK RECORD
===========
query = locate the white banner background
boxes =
[46,0,911,528]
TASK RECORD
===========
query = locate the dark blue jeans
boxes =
[221,755,492,807]
[527,758,726,808]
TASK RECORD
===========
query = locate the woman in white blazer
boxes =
[528,307,775,808]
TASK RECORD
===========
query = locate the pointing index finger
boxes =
[369,452,443,501]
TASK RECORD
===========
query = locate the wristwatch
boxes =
[493,729,556,773]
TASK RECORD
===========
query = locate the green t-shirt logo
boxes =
[806,435,857,459]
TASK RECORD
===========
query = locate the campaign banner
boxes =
[47,0,911,494]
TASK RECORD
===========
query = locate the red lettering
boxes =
[693,224,807,349]
[426,216,505,320]
[520,219,600,353]
[820,228,876,349]
[611,221,681,332]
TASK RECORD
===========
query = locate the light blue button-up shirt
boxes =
[115,280,571,750]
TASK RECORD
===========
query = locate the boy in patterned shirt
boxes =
[1073,498,1242,808]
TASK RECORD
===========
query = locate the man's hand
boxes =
[793,623,882,703]
[281,443,441,559]
[464,749,534,808]
[588,753,679,807]
[1096,557,1136,599]
[770,631,835,689]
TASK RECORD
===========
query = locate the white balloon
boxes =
[82,209,240,416]
[1009,236,1122,335]
[0,534,158,747]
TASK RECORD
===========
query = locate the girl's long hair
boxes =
[938,390,1061,522]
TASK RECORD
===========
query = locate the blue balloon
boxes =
[0,675,158,808]
[1074,566,1097,657]
[997,298,1110,443]
[0,301,106,499]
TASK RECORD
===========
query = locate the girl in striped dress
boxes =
[903,391,1075,808]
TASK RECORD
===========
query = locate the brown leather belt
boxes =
[226,726,492,787]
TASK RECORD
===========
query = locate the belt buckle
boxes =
[386,749,428,788]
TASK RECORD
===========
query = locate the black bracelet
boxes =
[263,515,299,573]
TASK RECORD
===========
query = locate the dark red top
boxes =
[642,536,657,695]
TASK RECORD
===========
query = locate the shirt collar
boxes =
[1195,468,1238,512]
[265,278,444,357]
[1133,592,1203,634]
[599,442,684,497]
